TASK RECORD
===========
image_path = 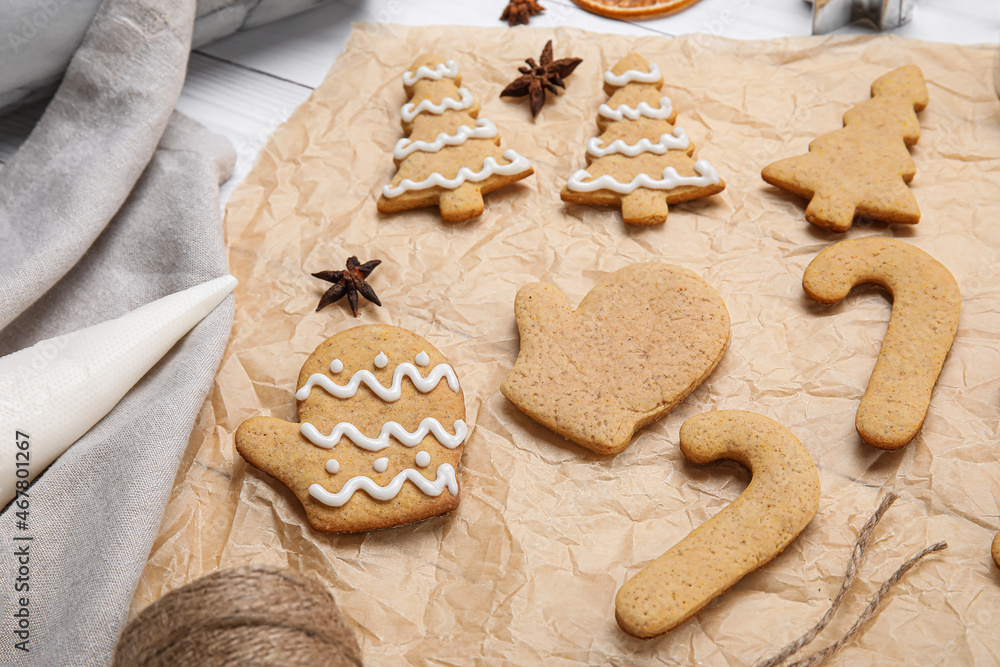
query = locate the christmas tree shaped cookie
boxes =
[762,65,929,232]
[236,325,468,533]
[560,53,725,226]
[377,54,534,223]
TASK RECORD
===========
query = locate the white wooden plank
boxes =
[196,0,664,88]
[590,0,997,43]
[175,52,315,206]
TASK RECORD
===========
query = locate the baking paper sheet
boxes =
[131,25,1000,666]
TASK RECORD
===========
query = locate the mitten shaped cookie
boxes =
[561,53,725,225]
[377,54,534,223]
[501,263,730,455]
[762,65,929,232]
[236,325,468,533]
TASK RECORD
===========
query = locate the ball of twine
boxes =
[114,565,362,667]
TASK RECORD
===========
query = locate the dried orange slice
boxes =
[571,0,704,19]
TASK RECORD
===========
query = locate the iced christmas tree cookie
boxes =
[560,53,725,226]
[235,325,468,532]
[377,54,534,223]
[762,65,929,232]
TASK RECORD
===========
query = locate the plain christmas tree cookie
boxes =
[762,65,929,232]
[236,325,468,533]
[377,54,534,223]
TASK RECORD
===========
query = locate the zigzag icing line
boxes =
[301,418,468,451]
[566,159,720,195]
[586,127,690,158]
[603,64,662,87]
[598,96,674,122]
[296,362,460,402]
[402,60,459,86]
[382,149,530,198]
[401,87,474,122]
[393,119,498,160]
[309,464,458,507]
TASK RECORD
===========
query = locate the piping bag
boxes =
[0,274,237,506]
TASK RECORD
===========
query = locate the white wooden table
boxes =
[0,0,997,207]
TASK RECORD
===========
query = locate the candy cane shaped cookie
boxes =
[615,411,820,639]
[803,238,960,450]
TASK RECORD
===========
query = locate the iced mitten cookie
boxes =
[616,411,820,639]
[377,54,534,223]
[235,325,468,533]
[561,53,725,225]
[762,66,928,232]
[803,237,960,450]
[501,263,730,455]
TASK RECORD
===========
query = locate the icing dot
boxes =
[415,451,431,468]
[415,351,430,367]
[373,457,389,473]
[325,459,340,474]
[329,359,344,373]
[374,352,388,368]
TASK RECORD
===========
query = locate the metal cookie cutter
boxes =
[808,0,918,34]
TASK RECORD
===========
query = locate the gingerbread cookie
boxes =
[993,531,1000,569]
[377,54,534,223]
[501,262,730,455]
[616,411,820,639]
[235,325,468,532]
[803,237,960,450]
[762,65,928,232]
[561,53,725,226]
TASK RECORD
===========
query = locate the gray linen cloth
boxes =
[0,0,236,664]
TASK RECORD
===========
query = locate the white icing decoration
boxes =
[566,159,721,195]
[374,352,388,369]
[415,351,430,367]
[309,463,458,507]
[382,149,531,199]
[373,457,389,473]
[329,359,344,373]
[296,361,460,401]
[603,64,662,87]
[415,451,431,468]
[598,96,674,122]
[586,127,690,158]
[400,87,474,123]
[393,119,498,160]
[326,459,340,474]
[301,418,468,452]
[402,59,459,86]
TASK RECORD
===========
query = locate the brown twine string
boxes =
[756,492,947,667]
[113,564,363,667]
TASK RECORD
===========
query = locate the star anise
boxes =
[312,256,382,317]
[501,0,545,25]
[501,40,582,118]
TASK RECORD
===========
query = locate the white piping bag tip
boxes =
[0,274,237,506]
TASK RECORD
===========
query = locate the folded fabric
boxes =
[0,0,335,114]
[0,0,236,664]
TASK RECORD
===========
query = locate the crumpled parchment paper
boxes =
[130,24,1000,666]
